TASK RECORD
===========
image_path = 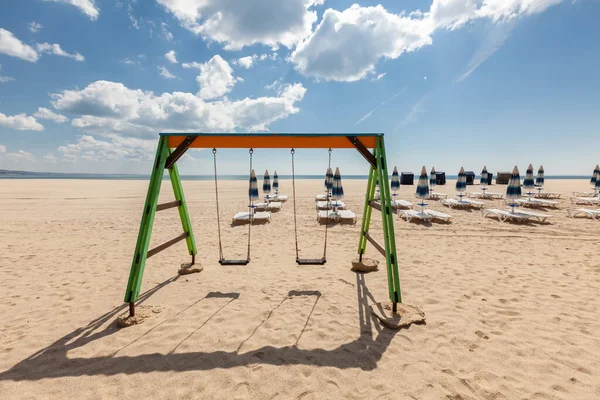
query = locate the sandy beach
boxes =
[0,178,599,399]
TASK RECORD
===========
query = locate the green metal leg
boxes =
[376,137,402,309]
[167,149,198,261]
[123,137,199,317]
[358,166,377,259]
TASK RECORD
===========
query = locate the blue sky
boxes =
[0,0,598,176]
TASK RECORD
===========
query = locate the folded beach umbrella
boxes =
[480,166,489,187]
[456,167,467,201]
[415,166,429,213]
[324,167,334,194]
[595,171,600,194]
[262,170,271,195]
[536,165,544,194]
[249,169,259,204]
[273,171,279,195]
[506,166,521,213]
[429,166,436,194]
[391,166,400,196]
[523,164,535,198]
[332,167,344,200]
[591,165,599,186]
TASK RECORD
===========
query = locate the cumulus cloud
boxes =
[156,0,323,50]
[165,50,178,64]
[36,42,85,61]
[34,107,69,123]
[42,0,100,20]
[235,55,257,69]
[158,66,176,79]
[51,79,306,136]
[0,112,45,131]
[0,28,40,62]
[291,5,433,82]
[197,55,237,99]
[28,22,43,33]
[181,61,203,69]
[290,1,566,82]
[58,134,156,162]
[3,149,35,161]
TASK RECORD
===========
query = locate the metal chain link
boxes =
[213,148,224,261]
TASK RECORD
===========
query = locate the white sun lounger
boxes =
[572,191,597,198]
[317,210,357,224]
[253,201,282,212]
[265,194,288,202]
[427,192,448,200]
[569,197,600,205]
[399,209,451,222]
[391,199,413,209]
[316,200,345,210]
[482,208,550,222]
[511,198,560,209]
[532,192,561,199]
[442,198,486,209]
[567,208,600,220]
[315,194,329,201]
[232,211,271,224]
[468,192,505,200]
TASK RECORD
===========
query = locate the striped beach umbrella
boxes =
[249,169,259,204]
[480,166,489,186]
[391,166,400,197]
[506,166,521,213]
[332,167,344,200]
[415,166,429,212]
[262,170,271,195]
[429,166,436,194]
[591,165,599,186]
[273,171,279,195]
[324,167,334,195]
[536,165,544,194]
[523,164,535,198]
[456,167,467,201]
[595,170,600,195]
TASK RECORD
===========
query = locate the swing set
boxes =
[123,133,402,318]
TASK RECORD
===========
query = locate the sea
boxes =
[0,173,591,180]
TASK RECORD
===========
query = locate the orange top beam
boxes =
[165,134,380,149]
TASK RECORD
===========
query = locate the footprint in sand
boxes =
[475,331,489,339]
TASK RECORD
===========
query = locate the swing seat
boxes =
[219,259,250,266]
[296,258,326,265]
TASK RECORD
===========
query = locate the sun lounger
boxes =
[567,208,600,220]
[398,209,431,222]
[569,197,600,205]
[468,192,505,199]
[510,198,560,209]
[532,192,561,199]
[253,201,282,212]
[265,194,288,202]
[482,208,550,222]
[442,198,486,209]
[424,209,452,221]
[427,192,448,200]
[315,194,329,201]
[232,211,271,224]
[572,191,597,198]
[316,209,357,224]
[316,200,345,210]
[391,199,413,209]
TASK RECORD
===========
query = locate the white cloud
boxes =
[28,22,43,33]
[0,145,6,153]
[161,22,174,41]
[42,0,100,20]
[0,64,14,83]
[181,61,203,69]
[235,55,257,69]
[374,72,386,81]
[165,50,178,64]
[51,79,306,136]
[0,112,45,131]
[3,149,35,162]
[265,78,282,90]
[156,0,323,50]
[58,134,156,163]
[197,55,237,99]
[291,5,433,82]
[36,43,85,62]
[158,66,176,79]
[43,153,59,163]
[0,28,40,62]
[34,107,69,123]
[121,58,137,66]
[128,2,139,29]
[291,1,566,82]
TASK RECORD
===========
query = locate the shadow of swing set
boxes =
[125,133,403,318]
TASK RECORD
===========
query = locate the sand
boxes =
[0,178,599,399]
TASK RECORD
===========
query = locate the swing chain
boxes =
[246,148,253,261]
[213,148,224,260]
[291,148,299,260]
[323,148,332,259]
